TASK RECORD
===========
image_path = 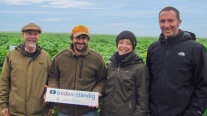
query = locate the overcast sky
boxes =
[0,0,207,38]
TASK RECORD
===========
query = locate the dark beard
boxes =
[74,43,88,52]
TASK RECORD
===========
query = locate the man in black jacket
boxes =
[147,6,207,116]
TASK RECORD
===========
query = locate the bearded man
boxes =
[48,25,107,116]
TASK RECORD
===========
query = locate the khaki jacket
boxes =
[0,44,51,116]
[48,44,107,116]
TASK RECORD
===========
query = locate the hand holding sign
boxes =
[89,93,102,108]
[45,88,99,107]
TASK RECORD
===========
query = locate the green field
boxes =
[0,32,158,72]
[0,32,207,116]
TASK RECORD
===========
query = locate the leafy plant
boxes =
[0,32,206,116]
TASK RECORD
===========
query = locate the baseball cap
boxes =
[21,23,42,33]
[72,25,89,39]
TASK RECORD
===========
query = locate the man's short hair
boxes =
[159,6,180,20]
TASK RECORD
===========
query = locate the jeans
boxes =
[58,110,98,116]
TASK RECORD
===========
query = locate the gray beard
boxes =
[26,42,36,49]
[25,41,36,52]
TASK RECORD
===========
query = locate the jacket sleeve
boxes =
[134,64,150,116]
[91,57,107,95]
[185,46,207,116]
[0,55,11,108]
[48,57,59,88]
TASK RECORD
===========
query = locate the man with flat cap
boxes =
[0,23,51,116]
[48,25,107,116]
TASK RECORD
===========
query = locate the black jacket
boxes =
[100,51,149,116]
[147,30,207,116]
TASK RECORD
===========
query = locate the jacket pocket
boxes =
[9,91,24,113]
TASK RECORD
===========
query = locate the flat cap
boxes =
[21,23,42,33]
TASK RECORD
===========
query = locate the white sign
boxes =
[45,88,99,107]
[10,45,16,51]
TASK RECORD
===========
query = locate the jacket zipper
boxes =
[159,40,169,114]
[129,96,132,115]
[163,39,169,79]
[73,57,79,116]
[74,57,78,90]
[109,66,120,116]
[25,57,32,115]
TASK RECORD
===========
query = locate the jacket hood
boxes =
[16,43,42,61]
[159,30,196,44]
[182,31,196,40]
[110,51,143,67]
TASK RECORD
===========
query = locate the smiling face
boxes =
[72,34,89,54]
[159,10,181,39]
[22,30,39,52]
[117,39,133,55]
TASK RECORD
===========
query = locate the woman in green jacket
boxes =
[100,31,149,116]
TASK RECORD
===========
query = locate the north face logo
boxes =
[178,52,185,56]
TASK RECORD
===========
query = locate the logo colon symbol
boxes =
[50,90,56,94]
